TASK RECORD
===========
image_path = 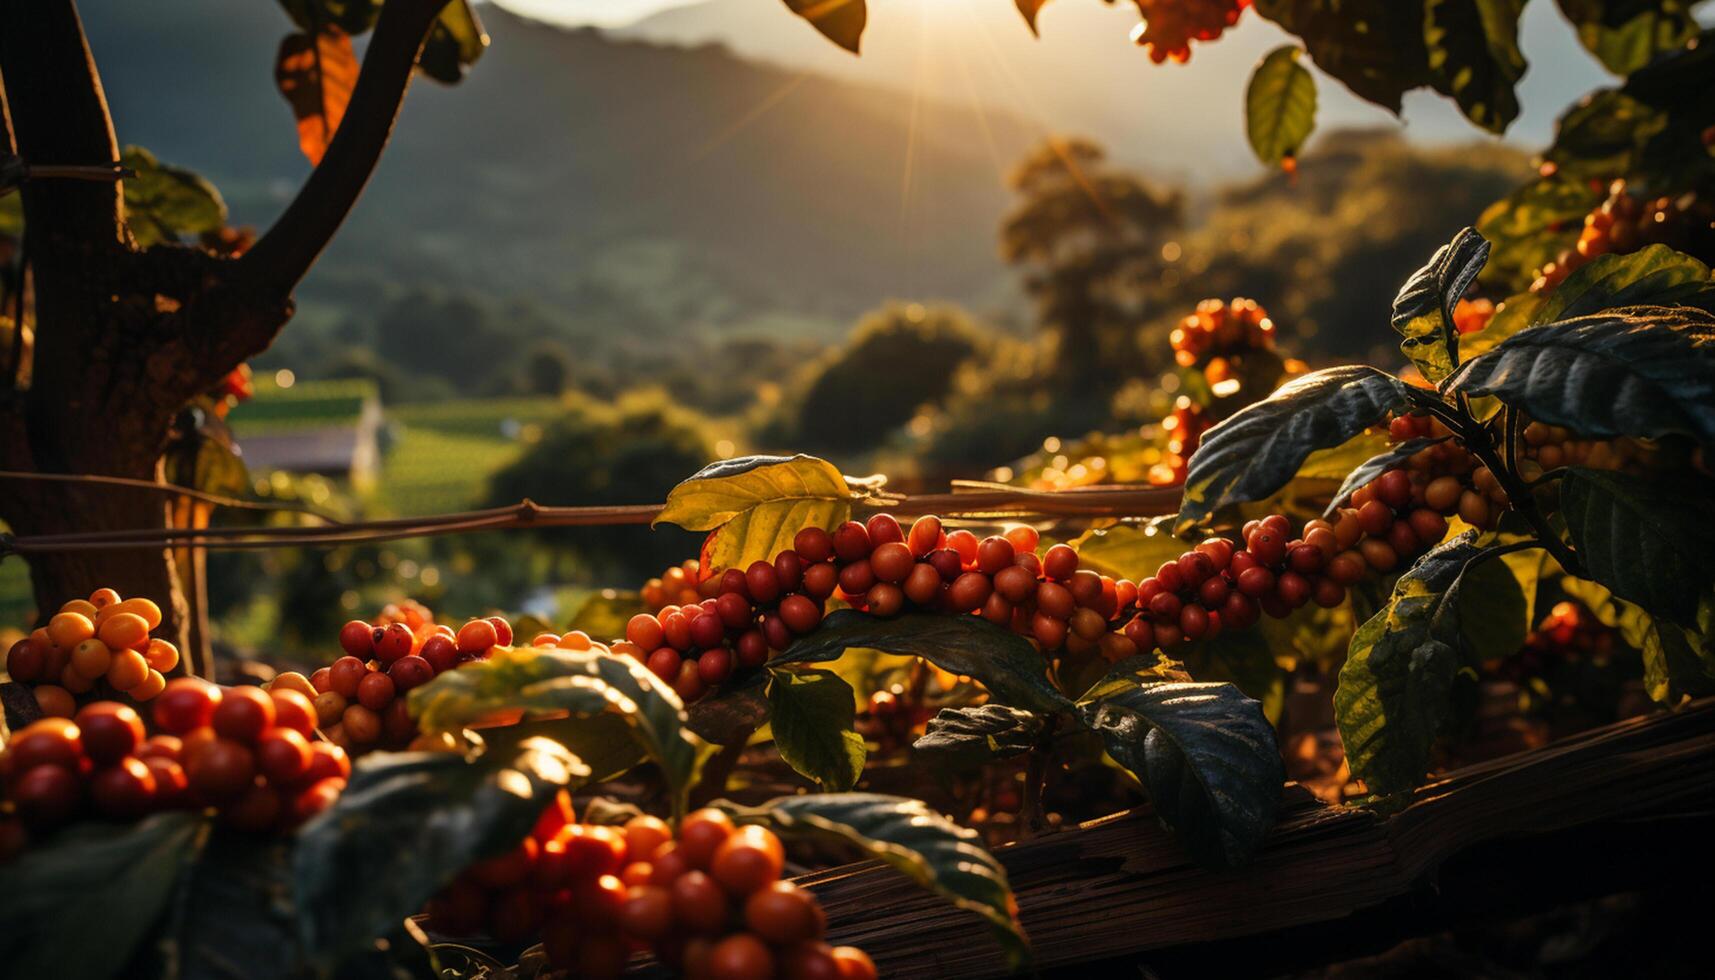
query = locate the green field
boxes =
[377,397,566,516]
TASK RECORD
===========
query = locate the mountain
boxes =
[614,0,1617,178]
[77,1,1045,341]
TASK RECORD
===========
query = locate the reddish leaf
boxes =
[275,28,358,165]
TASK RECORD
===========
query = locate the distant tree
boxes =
[1000,138,1183,398]
[484,394,713,581]
[523,340,574,396]
[773,303,981,454]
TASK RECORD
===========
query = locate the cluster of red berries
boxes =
[426,797,875,980]
[0,682,350,855]
[214,363,254,404]
[1130,0,1252,64]
[6,590,179,717]
[1531,179,1687,294]
[311,611,516,753]
[627,515,1163,701]
[1170,297,1275,371]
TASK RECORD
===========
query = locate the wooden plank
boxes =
[799,698,1715,978]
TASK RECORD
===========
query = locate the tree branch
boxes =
[0,0,123,248]
[240,0,451,292]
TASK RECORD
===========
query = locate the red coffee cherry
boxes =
[338,620,374,658]
[75,702,144,766]
[869,542,915,583]
[794,526,835,562]
[832,521,872,561]
[1376,469,1413,509]
[745,561,781,604]
[1042,544,1078,581]
[907,515,943,557]
[864,513,904,546]
[779,594,822,634]
[1356,499,1394,536]
[976,536,1015,575]
[949,572,993,613]
[865,583,905,618]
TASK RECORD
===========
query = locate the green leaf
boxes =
[294,740,580,961]
[1474,175,1602,292]
[1443,306,1715,445]
[913,704,1047,769]
[1253,0,1434,115]
[1391,228,1492,382]
[1081,681,1284,867]
[656,454,852,574]
[1325,437,1448,516]
[1335,532,1499,794]
[1067,521,1192,581]
[1561,576,1715,701]
[1295,429,1396,480]
[121,146,227,248]
[1176,366,1416,534]
[1457,547,1532,664]
[1555,0,1700,75]
[768,668,865,790]
[774,610,1073,715]
[0,812,207,980]
[1535,244,1715,324]
[1423,0,1527,134]
[1246,46,1318,166]
[417,0,488,83]
[782,0,867,54]
[1558,467,1715,621]
[275,0,379,35]
[743,793,1029,969]
[1545,89,1670,181]
[562,589,648,644]
[408,647,709,817]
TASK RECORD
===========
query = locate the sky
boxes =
[491,0,704,28]
[482,0,1622,183]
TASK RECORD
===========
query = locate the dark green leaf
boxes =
[1443,306,1715,444]
[1076,652,1194,705]
[1545,89,1669,180]
[294,741,582,960]
[1536,244,1715,323]
[1325,438,1448,516]
[121,146,226,248]
[1253,0,1434,114]
[1558,467,1715,621]
[774,610,1073,715]
[1335,532,1494,794]
[768,668,865,791]
[276,0,379,35]
[744,792,1028,969]
[1423,0,1527,133]
[1391,227,1491,382]
[782,0,867,54]
[913,704,1047,769]
[1555,0,1700,75]
[1081,681,1283,867]
[1176,366,1416,534]
[0,812,208,980]
[1246,46,1318,166]
[408,647,709,817]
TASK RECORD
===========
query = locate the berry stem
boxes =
[1462,421,1586,577]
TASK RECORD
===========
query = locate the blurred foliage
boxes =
[483,391,714,582]
[759,303,982,454]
